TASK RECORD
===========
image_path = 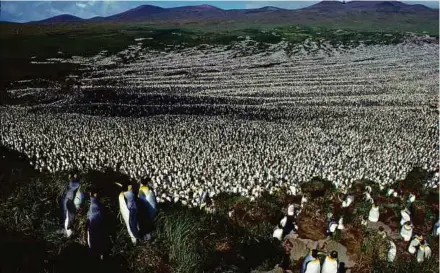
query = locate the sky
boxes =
[0,0,438,22]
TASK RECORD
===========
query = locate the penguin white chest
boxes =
[321,258,337,273]
[368,206,379,222]
[387,241,396,262]
[400,225,413,241]
[408,238,420,254]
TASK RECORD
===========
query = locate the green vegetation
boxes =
[0,23,416,59]
[0,146,439,273]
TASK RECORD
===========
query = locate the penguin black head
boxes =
[89,191,98,198]
[420,239,426,245]
[330,250,338,259]
[141,176,152,186]
[311,249,318,258]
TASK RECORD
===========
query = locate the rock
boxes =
[367,221,400,240]
[284,236,356,271]
[340,225,364,262]
[323,240,356,269]
[285,236,326,261]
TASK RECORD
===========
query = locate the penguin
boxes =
[400,221,413,241]
[321,250,338,273]
[138,177,158,240]
[116,182,139,245]
[327,217,338,236]
[289,185,297,196]
[431,219,439,236]
[416,240,432,263]
[386,188,395,197]
[280,204,298,237]
[337,217,344,230]
[303,250,321,273]
[61,173,83,238]
[86,192,107,260]
[377,226,387,238]
[400,207,411,225]
[408,234,423,254]
[407,193,416,204]
[387,240,397,262]
[361,215,368,226]
[342,195,354,208]
[302,249,319,273]
[368,204,380,222]
[301,196,307,208]
[365,185,372,193]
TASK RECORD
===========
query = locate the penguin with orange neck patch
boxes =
[321,250,339,273]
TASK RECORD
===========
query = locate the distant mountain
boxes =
[105,5,166,22]
[35,14,83,23]
[303,0,436,13]
[30,1,438,28]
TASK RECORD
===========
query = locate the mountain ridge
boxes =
[1,1,438,26]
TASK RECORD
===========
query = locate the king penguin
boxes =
[387,240,397,262]
[138,177,158,240]
[303,249,321,273]
[408,234,423,254]
[86,192,107,260]
[416,240,432,263]
[62,173,84,238]
[400,207,411,225]
[368,204,380,222]
[321,250,338,273]
[400,221,413,241]
[432,219,439,236]
[116,182,140,245]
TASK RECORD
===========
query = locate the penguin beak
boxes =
[115,182,123,188]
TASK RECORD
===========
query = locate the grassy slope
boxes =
[0,145,438,273]
[0,21,426,93]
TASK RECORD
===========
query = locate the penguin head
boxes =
[311,249,319,258]
[89,191,98,198]
[141,176,152,187]
[330,250,338,259]
[69,171,80,182]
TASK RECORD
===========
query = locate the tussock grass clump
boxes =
[155,207,212,273]
[370,257,439,273]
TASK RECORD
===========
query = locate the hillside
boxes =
[20,1,437,35]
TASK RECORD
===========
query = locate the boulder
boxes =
[285,236,326,261]
[367,221,400,240]
[340,225,364,262]
[323,240,356,269]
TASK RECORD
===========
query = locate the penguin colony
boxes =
[272,184,438,272]
[1,34,439,266]
[2,38,438,206]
